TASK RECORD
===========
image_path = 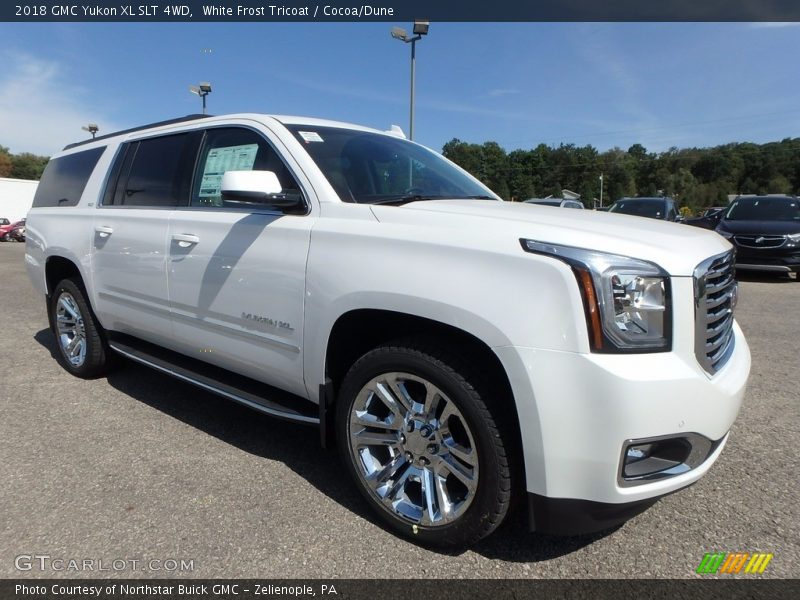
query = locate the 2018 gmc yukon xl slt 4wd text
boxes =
[25,114,750,547]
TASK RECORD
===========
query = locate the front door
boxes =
[166,126,313,397]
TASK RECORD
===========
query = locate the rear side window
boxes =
[105,132,200,207]
[32,147,105,208]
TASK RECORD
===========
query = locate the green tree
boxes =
[11,152,49,180]
[0,150,12,178]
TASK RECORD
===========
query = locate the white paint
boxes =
[0,177,38,222]
[25,113,751,513]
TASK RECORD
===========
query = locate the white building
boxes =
[0,177,39,222]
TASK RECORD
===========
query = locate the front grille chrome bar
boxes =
[694,250,737,375]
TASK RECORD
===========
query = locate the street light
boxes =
[189,81,213,114]
[390,19,430,141]
[81,124,99,139]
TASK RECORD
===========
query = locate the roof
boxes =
[63,113,389,151]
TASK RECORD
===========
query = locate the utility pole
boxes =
[599,173,604,208]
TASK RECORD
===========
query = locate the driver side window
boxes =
[191,127,301,209]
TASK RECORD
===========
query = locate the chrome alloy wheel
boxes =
[347,372,479,527]
[55,292,87,367]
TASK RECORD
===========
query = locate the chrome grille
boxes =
[733,234,786,249]
[694,251,737,374]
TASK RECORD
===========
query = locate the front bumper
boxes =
[527,492,660,535]
[733,245,800,272]
[494,321,750,516]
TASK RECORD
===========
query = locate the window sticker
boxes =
[198,143,259,198]
[298,131,324,143]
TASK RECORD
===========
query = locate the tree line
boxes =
[4,136,800,214]
[441,137,800,212]
[0,145,49,181]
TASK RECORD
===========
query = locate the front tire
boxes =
[49,278,115,378]
[336,340,513,547]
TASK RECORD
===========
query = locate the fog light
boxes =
[622,439,691,480]
[620,433,723,487]
[626,445,649,461]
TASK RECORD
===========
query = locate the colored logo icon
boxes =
[696,552,773,574]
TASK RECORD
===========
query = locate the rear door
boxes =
[91,131,201,346]
[166,125,314,397]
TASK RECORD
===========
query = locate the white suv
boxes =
[25,113,750,546]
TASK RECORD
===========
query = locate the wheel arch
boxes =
[322,309,524,470]
[45,255,83,297]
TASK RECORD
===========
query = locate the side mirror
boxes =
[220,170,304,211]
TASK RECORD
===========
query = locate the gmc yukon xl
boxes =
[25,113,750,546]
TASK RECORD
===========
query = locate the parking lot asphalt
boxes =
[0,242,797,579]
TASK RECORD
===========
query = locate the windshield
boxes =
[608,199,666,219]
[285,125,496,204]
[725,197,800,222]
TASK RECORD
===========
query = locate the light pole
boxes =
[81,124,99,139]
[599,173,604,208]
[391,20,429,141]
[189,82,213,114]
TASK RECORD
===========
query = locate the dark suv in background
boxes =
[607,197,681,221]
[716,195,800,276]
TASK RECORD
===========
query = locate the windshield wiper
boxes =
[368,194,496,205]
[369,195,445,206]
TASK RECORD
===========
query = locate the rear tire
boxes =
[48,278,115,378]
[335,339,514,547]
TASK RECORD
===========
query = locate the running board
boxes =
[108,335,319,426]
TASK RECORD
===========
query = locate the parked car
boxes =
[715,195,800,276]
[684,207,726,230]
[0,219,25,241]
[9,224,25,242]
[607,197,681,221]
[523,198,584,209]
[25,113,750,547]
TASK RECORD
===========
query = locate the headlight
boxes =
[716,228,733,239]
[521,239,671,352]
[787,233,800,244]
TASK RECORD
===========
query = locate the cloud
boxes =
[0,53,120,155]
[487,88,521,97]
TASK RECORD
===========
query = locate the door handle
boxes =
[172,233,200,248]
[94,225,114,237]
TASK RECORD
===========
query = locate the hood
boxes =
[371,200,732,276]
[718,219,800,236]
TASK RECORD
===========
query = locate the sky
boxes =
[1,21,799,156]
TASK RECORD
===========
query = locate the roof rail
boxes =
[63,114,211,150]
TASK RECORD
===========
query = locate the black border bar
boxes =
[4,1,800,22]
[3,579,799,599]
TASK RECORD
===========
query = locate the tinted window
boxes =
[609,199,666,219]
[191,128,302,210]
[725,197,800,221]
[32,147,105,208]
[286,125,493,204]
[115,132,200,207]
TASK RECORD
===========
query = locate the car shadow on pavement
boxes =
[34,327,609,563]
[736,271,797,284]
